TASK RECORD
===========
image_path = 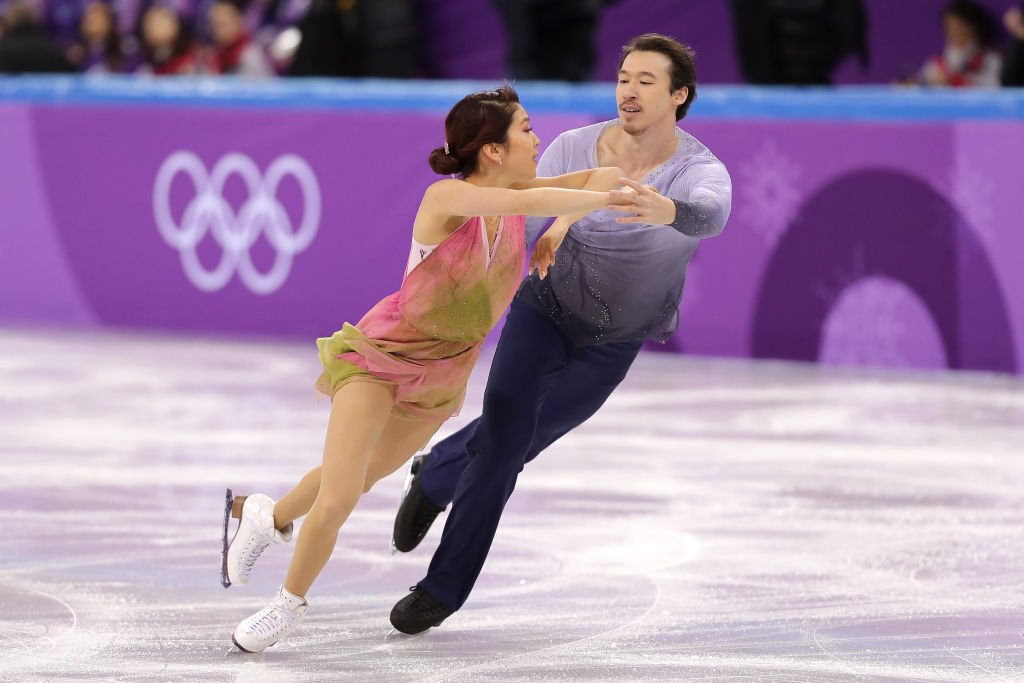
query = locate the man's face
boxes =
[616,50,685,136]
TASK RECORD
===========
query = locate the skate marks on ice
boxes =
[1,329,1023,680]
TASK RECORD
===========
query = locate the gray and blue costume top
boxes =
[520,120,732,346]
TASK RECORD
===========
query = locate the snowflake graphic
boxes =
[820,277,915,368]
[736,139,803,248]
[950,161,996,246]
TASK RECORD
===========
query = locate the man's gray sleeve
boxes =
[668,161,732,239]
[524,135,569,246]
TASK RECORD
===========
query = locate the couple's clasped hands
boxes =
[530,178,675,279]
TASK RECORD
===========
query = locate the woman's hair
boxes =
[943,0,999,48]
[429,85,521,177]
[93,3,125,71]
[619,33,697,121]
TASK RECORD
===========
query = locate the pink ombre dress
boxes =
[315,215,525,421]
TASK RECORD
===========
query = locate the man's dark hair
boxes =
[619,33,697,121]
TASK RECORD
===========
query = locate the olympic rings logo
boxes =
[153,151,321,295]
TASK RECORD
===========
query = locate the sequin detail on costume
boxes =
[519,120,731,346]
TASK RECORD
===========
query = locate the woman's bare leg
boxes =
[269,414,444,528]
[282,381,395,598]
[273,466,322,529]
[363,415,446,493]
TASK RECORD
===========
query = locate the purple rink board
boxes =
[1,96,1022,376]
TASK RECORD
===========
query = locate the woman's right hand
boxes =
[529,221,569,279]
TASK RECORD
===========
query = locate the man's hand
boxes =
[608,178,676,225]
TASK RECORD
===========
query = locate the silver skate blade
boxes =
[384,627,422,641]
[220,488,233,588]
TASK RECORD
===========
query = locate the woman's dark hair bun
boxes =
[430,85,520,178]
[429,146,463,175]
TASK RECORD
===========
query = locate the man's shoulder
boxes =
[551,120,616,147]
[670,126,728,174]
[674,126,717,160]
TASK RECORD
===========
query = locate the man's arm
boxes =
[666,161,732,238]
[609,160,732,239]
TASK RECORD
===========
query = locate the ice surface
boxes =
[1,329,1022,681]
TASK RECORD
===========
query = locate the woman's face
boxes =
[143,6,179,49]
[81,2,113,43]
[502,104,541,181]
[209,3,242,47]
[944,14,978,49]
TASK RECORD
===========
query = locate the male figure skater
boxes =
[390,33,733,634]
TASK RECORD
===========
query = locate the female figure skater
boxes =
[221,85,625,653]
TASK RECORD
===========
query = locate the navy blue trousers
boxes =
[417,297,642,609]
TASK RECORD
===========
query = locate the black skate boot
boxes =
[390,586,454,634]
[391,454,445,553]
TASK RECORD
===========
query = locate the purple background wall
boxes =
[422,0,1013,84]
[1,83,1022,376]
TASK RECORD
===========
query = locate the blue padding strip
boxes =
[1,75,1023,120]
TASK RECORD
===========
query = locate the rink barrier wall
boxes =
[2,76,1022,374]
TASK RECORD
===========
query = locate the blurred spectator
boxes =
[0,0,75,72]
[730,0,868,85]
[1002,2,1024,85]
[492,0,612,82]
[288,0,415,77]
[67,1,135,73]
[920,0,1002,87]
[136,3,198,74]
[205,0,272,76]
[45,0,82,46]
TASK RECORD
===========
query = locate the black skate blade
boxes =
[220,488,233,588]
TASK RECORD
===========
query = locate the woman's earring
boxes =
[498,157,503,166]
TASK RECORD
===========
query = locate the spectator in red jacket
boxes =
[921,0,1002,87]
[136,4,198,75]
[206,0,273,77]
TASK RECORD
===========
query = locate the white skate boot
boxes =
[221,490,293,588]
[232,586,308,653]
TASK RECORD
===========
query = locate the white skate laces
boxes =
[232,586,308,653]
[226,494,293,587]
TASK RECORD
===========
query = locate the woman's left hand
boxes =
[530,223,568,279]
